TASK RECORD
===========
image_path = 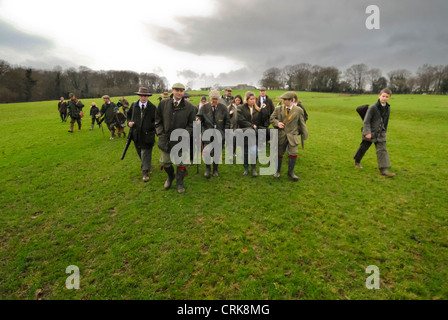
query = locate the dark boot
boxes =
[123,132,126,138]
[251,164,258,177]
[90,123,94,131]
[142,170,150,182]
[204,165,211,179]
[380,168,396,177]
[78,123,81,132]
[213,164,219,177]
[176,167,186,194]
[287,157,299,181]
[164,166,175,190]
[274,157,283,178]
[243,164,249,176]
[68,123,74,133]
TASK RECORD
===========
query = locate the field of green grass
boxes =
[1,91,447,300]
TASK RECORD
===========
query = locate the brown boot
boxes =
[68,123,74,133]
[354,162,363,168]
[380,168,396,177]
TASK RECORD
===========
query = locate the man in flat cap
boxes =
[67,93,84,133]
[196,90,230,178]
[155,83,197,193]
[127,87,157,182]
[219,87,234,107]
[270,92,308,181]
[99,95,119,140]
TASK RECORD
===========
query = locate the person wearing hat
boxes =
[155,82,197,193]
[258,87,275,140]
[67,93,85,133]
[99,95,119,140]
[237,91,262,177]
[218,87,234,107]
[127,87,157,182]
[270,91,308,181]
[158,92,170,103]
[196,90,230,178]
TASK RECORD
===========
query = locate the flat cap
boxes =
[172,83,186,90]
[260,87,267,91]
[209,90,221,99]
[102,95,111,99]
[225,87,232,91]
[280,92,295,100]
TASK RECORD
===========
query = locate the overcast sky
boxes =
[0,0,447,89]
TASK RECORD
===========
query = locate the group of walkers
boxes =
[57,83,395,194]
[58,94,129,138]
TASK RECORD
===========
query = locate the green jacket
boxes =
[67,99,84,119]
[155,98,197,153]
[100,102,118,125]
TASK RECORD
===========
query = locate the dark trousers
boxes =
[60,112,67,121]
[135,145,153,172]
[354,140,391,169]
[91,117,100,125]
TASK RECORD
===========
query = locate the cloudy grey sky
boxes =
[0,0,447,89]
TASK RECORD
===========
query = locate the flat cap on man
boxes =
[280,92,295,100]
[209,90,221,99]
[260,87,267,91]
[102,95,110,99]
[225,87,232,91]
[172,83,186,90]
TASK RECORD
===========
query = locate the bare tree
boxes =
[344,64,369,93]
[259,67,283,90]
[388,69,413,94]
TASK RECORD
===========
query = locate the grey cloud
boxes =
[177,69,199,79]
[151,0,448,79]
[0,19,53,51]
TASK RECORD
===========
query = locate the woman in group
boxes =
[237,91,262,177]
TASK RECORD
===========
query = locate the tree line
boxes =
[259,63,448,94]
[0,60,169,103]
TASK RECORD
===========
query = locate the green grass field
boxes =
[1,91,447,300]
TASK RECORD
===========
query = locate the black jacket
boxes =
[155,98,196,153]
[257,95,275,128]
[127,101,157,149]
[196,102,230,139]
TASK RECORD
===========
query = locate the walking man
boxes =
[67,93,84,133]
[353,88,396,177]
[156,83,196,193]
[270,92,308,181]
[127,87,157,182]
[99,95,119,140]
